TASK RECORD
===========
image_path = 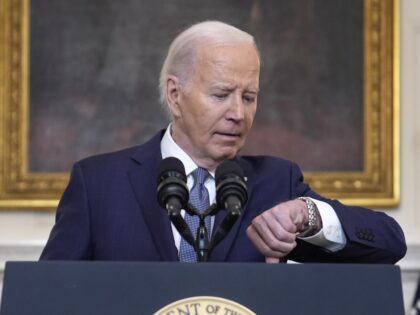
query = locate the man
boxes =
[40,21,406,263]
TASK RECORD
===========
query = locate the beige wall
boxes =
[1,0,420,312]
[389,0,420,245]
[384,1,420,310]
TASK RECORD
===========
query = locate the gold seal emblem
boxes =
[154,296,256,315]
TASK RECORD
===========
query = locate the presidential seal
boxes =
[154,296,256,315]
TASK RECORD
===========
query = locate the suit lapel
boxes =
[210,157,253,262]
[127,133,255,262]
[128,130,179,261]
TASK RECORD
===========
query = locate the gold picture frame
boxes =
[0,0,399,209]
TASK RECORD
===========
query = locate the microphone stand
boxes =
[186,203,218,262]
[208,205,241,254]
[174,202,240,262]
[158,157,246,263]
[196,215,209,262]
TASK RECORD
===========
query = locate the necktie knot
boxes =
[189,167,210,214]
[192,167,210,187]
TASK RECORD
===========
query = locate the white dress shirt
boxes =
[160,125,346,254]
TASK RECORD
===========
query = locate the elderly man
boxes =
[40,21,406,263]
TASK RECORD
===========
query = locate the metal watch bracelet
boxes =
[297,196,318,237]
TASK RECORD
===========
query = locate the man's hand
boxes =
[246,199,309,263]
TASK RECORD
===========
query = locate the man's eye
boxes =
[214,94,228,100]
[243,95,255,103]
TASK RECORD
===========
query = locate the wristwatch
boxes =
[297,197,318,237]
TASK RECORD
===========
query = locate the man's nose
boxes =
[228,95,245,121]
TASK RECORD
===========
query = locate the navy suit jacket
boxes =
[40,130,406,263]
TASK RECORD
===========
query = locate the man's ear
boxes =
[166,75,182,119]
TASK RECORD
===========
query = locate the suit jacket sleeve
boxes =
[287,162,406,264]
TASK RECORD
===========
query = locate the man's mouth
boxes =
[215,132,241,138]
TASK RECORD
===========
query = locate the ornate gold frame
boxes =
[0,0,399,209]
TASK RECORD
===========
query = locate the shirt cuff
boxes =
[298,198,347,252]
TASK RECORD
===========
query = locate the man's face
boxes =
[169,42,260,169]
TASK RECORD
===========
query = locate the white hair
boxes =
[159,21,259,107]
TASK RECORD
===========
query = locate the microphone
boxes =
[211,160,247,247]
[215,160,247,215]
[157,157,194,246]
[157,157,189,216]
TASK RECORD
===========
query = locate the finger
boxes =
[265,257,279,264]
[251,212,296,244]
[246,225,296,258]
[286,199,308,229]
[270,214,298,239]
[271,209,298,234]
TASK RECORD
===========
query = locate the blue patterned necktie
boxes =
[179,167,211,262]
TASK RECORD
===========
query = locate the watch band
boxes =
[297,196,318,237]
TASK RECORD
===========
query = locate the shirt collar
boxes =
[160,124,215,178]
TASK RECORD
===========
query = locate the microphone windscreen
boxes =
[215,160,245,185]
[157,157,186,184]
[215,160,247,209]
